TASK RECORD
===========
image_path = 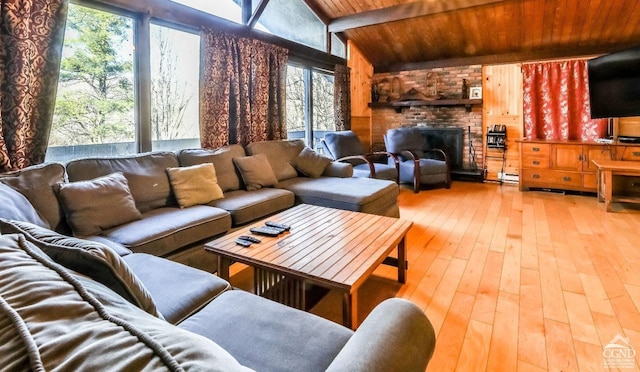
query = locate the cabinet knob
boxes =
[633,151,640,157]
[578,154,583,161]
[532,160,540,165]
[532,147,540,152]
[562,176,571,182]
[532,174,540,179]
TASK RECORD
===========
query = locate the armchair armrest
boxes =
[424,148,448,162]
[336,154,376,178]
[326,298,436,372]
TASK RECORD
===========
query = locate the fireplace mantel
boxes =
[368,98,482,113]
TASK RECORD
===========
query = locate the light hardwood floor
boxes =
[229,181,640,371]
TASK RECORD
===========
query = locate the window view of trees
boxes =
[50,5,135,153]
[150,25,200,151]
[285,65,335,150]
[286,65,305,136]
[312,70,336,149]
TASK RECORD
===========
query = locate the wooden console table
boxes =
[591,159,640,212]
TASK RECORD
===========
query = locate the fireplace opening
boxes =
[416,126,483,181]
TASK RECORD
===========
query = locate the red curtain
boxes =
[0,0,68,172]
[522,60,607,141]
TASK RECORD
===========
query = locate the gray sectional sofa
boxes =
[0,139,435,371]
[51,139,397,271]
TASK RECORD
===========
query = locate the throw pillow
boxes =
[166,163,224,208]
[0,218,161,319]
[232,153,278,191]
[0,183,50,228]
[294,147,332,178]
[56,172,142,237]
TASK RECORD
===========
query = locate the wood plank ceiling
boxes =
[306,0,640,72]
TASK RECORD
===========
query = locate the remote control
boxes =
[249,227,281,237]
[235,238,252,247]
[265,221,291,231]
[262,225,285,234]
[239,235,261,243]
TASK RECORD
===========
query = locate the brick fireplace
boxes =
[371,65,484,175]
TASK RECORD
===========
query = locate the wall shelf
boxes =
[368,99,482,113]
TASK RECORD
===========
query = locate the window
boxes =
[257,0,325,51]
[312,71,335,150]
[47,3,202,162]
[286,64,335,151]
[331,34,346,58]
[150,24,200,151]
[170,0,243,25]
[48,4,135,162]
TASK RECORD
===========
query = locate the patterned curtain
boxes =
[334,63,351,131]
[0,0,68,172]
[522,60,607,141]
[200,29,288,148]
[200,29,251,148]
[249,40,288,143]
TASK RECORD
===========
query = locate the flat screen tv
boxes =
[587,44,640,119]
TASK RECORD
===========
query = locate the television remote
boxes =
[249,227,281,237]
[235,238,252,247]
[239,235,261,243]
[265,221,291,231]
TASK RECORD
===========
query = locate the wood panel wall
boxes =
[347,41,373,150]
[482,64,523,182]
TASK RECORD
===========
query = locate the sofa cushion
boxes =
[0,183,49,228]
[0,234,250,371]
[233,154,278,191]
[0,162,67,232]
[65,152,179,213]
[100,205,231,257]
[0,219,160,318]
[179,290,353,372]
[167,163,224,208]
[56,172,142,237]
[245,139,305,181]
[278,177,400,217]
[210,188,295,226]
[123,253,230,324]
[294,147,332,178]
[178,145,246,192]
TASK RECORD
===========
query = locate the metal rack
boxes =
[485,128,506,183]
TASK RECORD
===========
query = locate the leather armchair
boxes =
[384,127,450,193]
[321,131,399,183]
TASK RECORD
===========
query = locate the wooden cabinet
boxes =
[518,140,615,192]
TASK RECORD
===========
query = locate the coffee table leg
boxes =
[217,256,230,280]
[342,292,357,330]
[398,237,407,284]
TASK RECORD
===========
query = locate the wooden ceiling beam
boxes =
[373,42,640,73]
[328,0,508,33]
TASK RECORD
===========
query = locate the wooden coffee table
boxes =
[205,204,412,329]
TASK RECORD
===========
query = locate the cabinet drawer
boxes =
[521,143,549,157]
[521,156,549,168]
[618,146,640,161]
[583,173,598,190]
[522,169,583,188]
